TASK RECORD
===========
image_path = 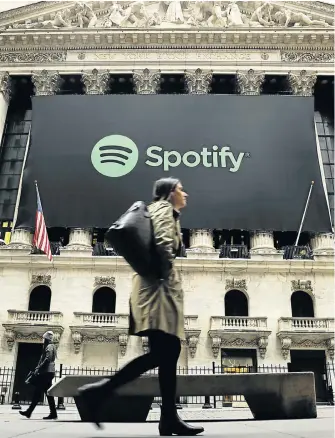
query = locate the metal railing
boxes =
[1,362,334,407]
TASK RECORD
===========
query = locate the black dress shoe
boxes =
[77,379,111,429]
[43,414,58,420]
[19,410,31,419]
[159,409,204,436]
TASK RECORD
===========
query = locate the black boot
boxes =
[158,406,204,436]
[43,396,57,420]
[19,410,32,419]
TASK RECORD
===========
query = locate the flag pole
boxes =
[294,181,314,247]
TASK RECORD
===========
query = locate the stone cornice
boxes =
[0,27,333,52]
[0,1,72,22]
[0,253,333,274]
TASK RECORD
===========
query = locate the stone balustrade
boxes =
[7,309,63,324]
[73,312,129,327]
[278,317,334,332]
[210,316,268,331]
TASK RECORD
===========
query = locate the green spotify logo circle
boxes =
[91,135,139,178]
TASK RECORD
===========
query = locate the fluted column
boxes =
[185,70,214,256]
[31,70,62,96]
[287,70,317,96]
[81,69,110,94]
[63,228,92,255]
[184,68,213,94]
[133,69,161,94]
[236,69,265,95]
[250,231,281,260]
[7,228,33,250]
[311,233,334,259]
[0,72,11,147]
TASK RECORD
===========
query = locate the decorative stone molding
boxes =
[281,52,334,63]
[94,276,116,288]
[7,228,33,250]
[4,329,15,351]
[142,336,149,354]
[291,280,313,293]
[72,331,82,354]
[311,233,334,257]
[236,69,265,95]
[188,229,215,253]
[81,69,110,95]
[118,333,128,356]
[31,274,51,287]
[287,70,317,96]
[210,336,222,359]
[225,279,247,292]
[257,337,268,359]
[186,334,200,358]
[280,337,292,360]
[65,228,92,252]
[0,72,11,103]
[0,52,67,63]
[133,69,161,94]
[184,69,213,95]
[326,339,334,360]
[31,70,62,96]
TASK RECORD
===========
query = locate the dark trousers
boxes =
[107,330,181,411]
[27,372,56,415]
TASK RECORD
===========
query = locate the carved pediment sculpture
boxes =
[1,2,333,31]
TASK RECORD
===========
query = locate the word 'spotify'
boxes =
[146,145,246,172]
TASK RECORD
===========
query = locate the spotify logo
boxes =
[91,135,139,177]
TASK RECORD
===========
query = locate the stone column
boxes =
[184,70,215,256]
[81,69,110,94]
[133,69,161,94]
[63,228,92,254]
[7,228,33,250]
[250,231,281,260]
[0,72,11,147]
[236,69,265,95]
[184,68,213,94]
[31,70,62,96]
[311,233,334,260]
[287,70,317,96]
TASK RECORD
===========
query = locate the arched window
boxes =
[92,287,116,313]
[291,291,314,318]
[225,290,248,317]
[28,286,51,311]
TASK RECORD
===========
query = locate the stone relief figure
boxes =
[104,1,126,27]
[122,1,148,27]
[38,9,72,28]
[273,7,331,28]
[74,2,98,28]
[249,2,275,27]
[226,1,245,27]
[165,1,184,24]
[207,2,228,28]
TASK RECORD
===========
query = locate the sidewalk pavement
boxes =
[0,405,333,438]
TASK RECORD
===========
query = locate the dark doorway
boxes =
[225,290,248,316]
[13,343,43,403]
[28,286,51,311]
[289,350,328,403]
[92,287,116,313]
[291,291,314,317]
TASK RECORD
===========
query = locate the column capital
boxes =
[63,228,92,254]
[0,72,11,103]
[236,69,265,95]
[31,70,62,96]
[311,232,334,259]
[184,68,213,94]
[187,229,215,256]
[6,228,33,250]
[133,68,161,94]
[250,231,282,260]
[81,69,110,95]
[287,70,317,96]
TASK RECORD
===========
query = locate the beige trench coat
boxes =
[129,200,185,340]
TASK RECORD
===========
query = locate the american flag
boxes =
[33,182,52,261]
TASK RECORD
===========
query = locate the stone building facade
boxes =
[0,1,334,404]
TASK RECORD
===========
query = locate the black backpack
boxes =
[105,201,158,278]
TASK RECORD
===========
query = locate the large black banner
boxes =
[17,95,331,232]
